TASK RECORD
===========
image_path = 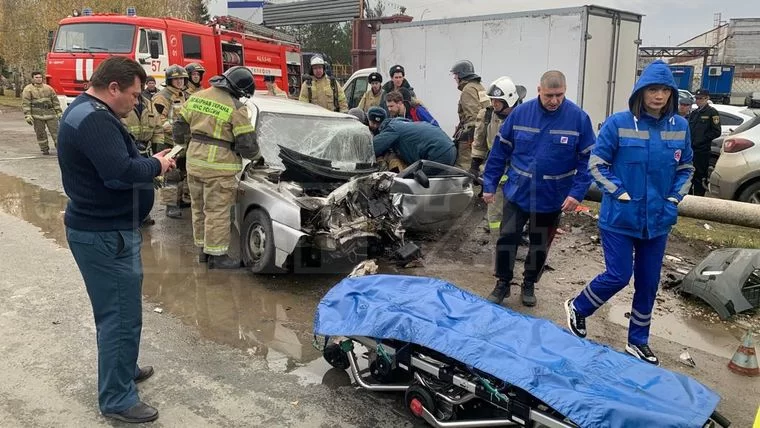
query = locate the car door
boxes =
[391,160,474,230]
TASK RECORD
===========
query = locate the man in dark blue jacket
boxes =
[370,107,456,166]
[58,57,175,423]
[482,70,595,307]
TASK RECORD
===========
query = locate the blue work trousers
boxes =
[573,228,669,345]
[66,228,145,414]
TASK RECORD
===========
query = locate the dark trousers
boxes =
[573,229,669,345]
[66,228,144,413]
[495,201,561,284]
[691,151,710,196]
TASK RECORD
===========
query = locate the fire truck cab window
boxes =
[54,23,135,53]
[182,34,202,59]
[138,29,164,55]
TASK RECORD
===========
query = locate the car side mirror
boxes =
[414,169,430,188]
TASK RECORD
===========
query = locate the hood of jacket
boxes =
[629,59,678,119]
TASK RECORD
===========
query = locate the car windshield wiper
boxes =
[69,46,109,53]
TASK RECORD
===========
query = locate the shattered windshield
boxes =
[54,23,135,53]
[256,112,375,170]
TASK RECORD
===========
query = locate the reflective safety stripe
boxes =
[187,157,241,171]
[204,244,229,256]
[632,309,651,320]
[499,137,513,149]
[184,97,233,122]
[581,144,595,155]
[499,174,508,185]
[618,128,650,139]
[630,317,651,327]
[233,124,255,137]
[194,239,205,246]
[511,165,533,178]
[549,130,580,136]
[207,145,218,163]
[583,287,604,308]
[513,125,540,133]
[488,221,501,230]
[543,169,577,180]
[660,131,687,140]
[589,154,619,194]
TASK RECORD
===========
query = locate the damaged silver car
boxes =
[232,97,474,273]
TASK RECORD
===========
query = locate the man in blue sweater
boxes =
[482,70,595,307]
[58,56,175,423]
[369,107,456,167]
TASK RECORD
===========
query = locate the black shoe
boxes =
[564,299,587,338]
[165,205,182,218]
[135,366,154,384]
[141,216,155,226]
[42,150,50,155]
[625,343,660,366]
[103,401,159,423]
[208,254,241,269]
[199,250,209,263]
[179,200,192,208]
[521,281,537,307]
[487,280,511,304]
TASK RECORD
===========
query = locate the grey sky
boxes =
[379,0,760,46]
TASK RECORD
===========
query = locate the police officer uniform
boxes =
[153,65,190,218]
[687,89,721,196]
[21,77,63,154]
[173,66,260,269]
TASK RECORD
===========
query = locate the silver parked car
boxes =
[709,114,760,203]
[233,96,474,273]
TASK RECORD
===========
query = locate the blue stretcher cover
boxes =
[313,275,720,428]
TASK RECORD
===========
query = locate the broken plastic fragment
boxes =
[154,307,164,314]
[679,349,696,368]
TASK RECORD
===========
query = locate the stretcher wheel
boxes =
[323,343,350,370]
[405,383,435,420]
[369,358,393,383]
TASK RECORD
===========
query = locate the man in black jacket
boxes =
[688,89,721,196]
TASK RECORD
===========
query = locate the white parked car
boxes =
[709,115,760,203]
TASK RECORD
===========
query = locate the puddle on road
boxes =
[0,172,342,379]
[607,303,743,358]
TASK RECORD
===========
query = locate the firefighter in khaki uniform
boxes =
[299,55,348,112]
[264,75,289,98]
[21,71,62,155]
[153,65,190,218]
[471,77,527,234]
[173,66,260,269]
[122,93,164,225]
[185,62,206,95]
[451,60,490,169]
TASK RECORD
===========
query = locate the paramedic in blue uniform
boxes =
[482,70,595,307]
[58,56,175,423]
[564,60,694,366]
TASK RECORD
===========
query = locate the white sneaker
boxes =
[625,343,660,366]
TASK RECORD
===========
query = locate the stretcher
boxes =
[314,275,731,428]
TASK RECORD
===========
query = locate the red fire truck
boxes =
[47,9,301,108]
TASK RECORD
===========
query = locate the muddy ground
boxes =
[0,106,758,427]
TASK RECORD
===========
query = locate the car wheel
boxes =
[738,181,760,204]
[241,208,277,273]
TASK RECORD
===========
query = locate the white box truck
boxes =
[366,5,642,134]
